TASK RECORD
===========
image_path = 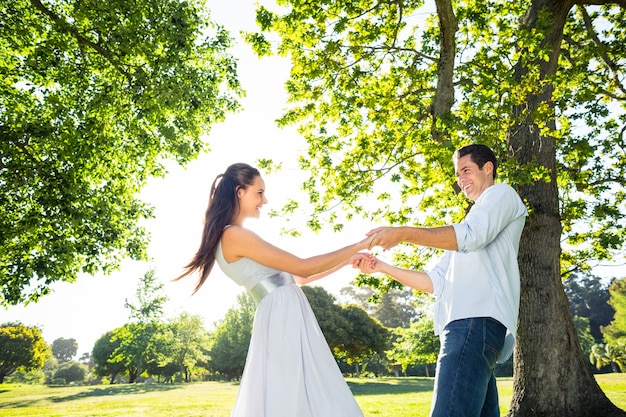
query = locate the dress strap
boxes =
[249,272,295,304]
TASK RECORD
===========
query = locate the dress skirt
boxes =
[231,283,363,417]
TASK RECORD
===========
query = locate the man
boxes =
[360,144,527,417]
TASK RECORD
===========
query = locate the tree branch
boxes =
[578,4,626,98]
[573,0,626,6]
[29,0,131,79]
[430,0,458,142]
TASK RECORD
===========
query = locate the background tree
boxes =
[303,286,389,375]
[334,304,390,376]
[92,330,125,383]
[110,322,167,383]
[53,361,88,385]
[124,268,167,325]
[386,318,439,377]
[603,278,626,343]
[208,293,255,380]
[0,0,241,306]
[5,367,46,385]
[51,337,78,363]
[0,322,49,383]
[41,357,60,385]
[301,286,350,348]
[247,1,626,415]
[590,341,626,373]
[564,273,615,341]
[573,316,597,366]
[78,352,94,378]
[110,269,169,383]
[340,285,421,328]
[166,312,210,382]
[612,338,626,372]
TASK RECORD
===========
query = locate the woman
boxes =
[176,162,373,417]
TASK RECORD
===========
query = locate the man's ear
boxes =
[484,161,494,176]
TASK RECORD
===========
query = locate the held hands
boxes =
[359,232,377,251]
[350,226,401,275]
[366,227,403,251]
[350,252,380,274]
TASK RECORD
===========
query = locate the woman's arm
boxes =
[221,225,375,279]
[293,253,374,285]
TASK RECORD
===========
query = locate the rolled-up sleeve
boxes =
[428,251,451,298]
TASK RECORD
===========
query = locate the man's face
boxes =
[454,154,494,201]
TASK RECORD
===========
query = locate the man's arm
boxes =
[366,225,458,251]
[352,255,434,294]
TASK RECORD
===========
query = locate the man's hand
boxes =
[366,227,403,250]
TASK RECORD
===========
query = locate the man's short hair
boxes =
[454,144,498,180]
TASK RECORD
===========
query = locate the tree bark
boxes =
[507,0,624,415]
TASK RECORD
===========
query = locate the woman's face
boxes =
[237,175,268,219]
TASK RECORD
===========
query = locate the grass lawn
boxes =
[0,374,624,416]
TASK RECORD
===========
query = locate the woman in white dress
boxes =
[176,162,373,417]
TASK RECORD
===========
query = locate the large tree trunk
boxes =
[506,1,624,415]
[509,140,622,417]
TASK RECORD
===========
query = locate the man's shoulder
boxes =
[480,182,515,199]
[492,182,514,191]
[485,183,527,215]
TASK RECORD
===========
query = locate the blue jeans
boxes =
[430,317,506,417]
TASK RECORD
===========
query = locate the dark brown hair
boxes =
[175,163,261,293]
[453,144,498,180]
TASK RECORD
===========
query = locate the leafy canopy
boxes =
[0,322,49,383]
[246,0,626,283]
[245,1,626,414]
[0,0,241,306]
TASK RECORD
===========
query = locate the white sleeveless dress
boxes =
[216,241,363,417]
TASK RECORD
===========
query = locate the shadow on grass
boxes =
[3,383,181,409]
[50,383,181,403]
[348,377,434,396]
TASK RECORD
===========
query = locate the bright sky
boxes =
[0,0,378,357]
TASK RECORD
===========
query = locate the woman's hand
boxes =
[358,232,377,251]
[350,253,379,274]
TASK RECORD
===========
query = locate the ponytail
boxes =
[174,163,260,293]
